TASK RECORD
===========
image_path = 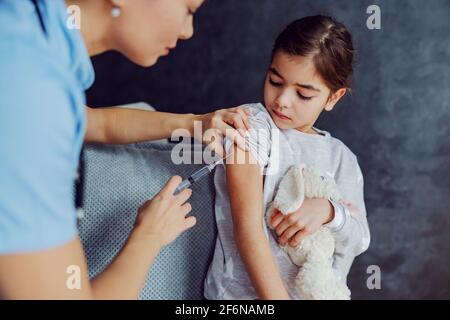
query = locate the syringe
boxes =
[174,151,235,195]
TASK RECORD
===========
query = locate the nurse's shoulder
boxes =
[0,0,83,254]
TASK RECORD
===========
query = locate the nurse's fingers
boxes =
[158,176,183,199]
[217,122,249,152]
[230,105,252,117]
[173,188,192,207]
[233,107,252,131]
[207,141,225,159]
[183,216,197,230]
[223,109,249,137]
[179,202,193,216]
[203,128,224,158]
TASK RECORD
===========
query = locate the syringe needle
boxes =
[174,150,236,195]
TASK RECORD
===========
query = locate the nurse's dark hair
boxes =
[271,15,355,93]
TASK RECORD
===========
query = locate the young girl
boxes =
[204,15,370,300]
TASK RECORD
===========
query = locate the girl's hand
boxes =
[270,198,335,247]
[134,176,196,248]
[196,106,252,157]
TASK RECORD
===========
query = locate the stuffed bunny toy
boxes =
[266,164,351,300]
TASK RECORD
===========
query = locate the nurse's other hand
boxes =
[134,176,196,248]
[198,106,252,157]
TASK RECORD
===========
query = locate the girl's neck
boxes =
[294,124,320,135]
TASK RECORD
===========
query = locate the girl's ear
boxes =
[324,88,347,112]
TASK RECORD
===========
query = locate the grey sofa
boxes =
[78,104,217,300]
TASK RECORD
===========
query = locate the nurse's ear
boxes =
[108,0,125,16]
[324,88,347,112]
[109,0,125,6]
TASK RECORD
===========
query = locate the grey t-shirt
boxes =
[204,103,370,300]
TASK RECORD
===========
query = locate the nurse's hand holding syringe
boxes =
[134,137,250,251]
[135,176,196,248]
[174,134,255,195]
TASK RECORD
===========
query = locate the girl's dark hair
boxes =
[272,15,355,93]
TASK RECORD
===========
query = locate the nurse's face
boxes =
[110,0,205,67]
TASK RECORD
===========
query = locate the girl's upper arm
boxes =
[222,104,272,227]
[224,143,291,299]
[225,143,265,228]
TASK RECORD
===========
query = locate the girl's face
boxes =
[110,0,205,67]
[263,51,346,133]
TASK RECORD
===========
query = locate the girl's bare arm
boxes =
[226,143,290,300]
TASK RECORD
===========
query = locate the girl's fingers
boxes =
[289,229,310,247]
[279,224,304,246]
[270,211,284,229]
[275,212,302,237]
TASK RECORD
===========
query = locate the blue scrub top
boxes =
[0,0,95,254]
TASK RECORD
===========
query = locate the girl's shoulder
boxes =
[243,103,278,131]
[326,134,361,168]
[243,102,269,117]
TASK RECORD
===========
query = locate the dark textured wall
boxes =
[86,0,450,299]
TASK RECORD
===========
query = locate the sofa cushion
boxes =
[78,141,217,299]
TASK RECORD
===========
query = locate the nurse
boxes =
[0,0,250,299]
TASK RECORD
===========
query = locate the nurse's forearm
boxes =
[90,231,163,299]
[85,106,202,144]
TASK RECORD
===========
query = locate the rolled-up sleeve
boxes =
[223,104,272,172]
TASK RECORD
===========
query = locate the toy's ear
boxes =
[297,167,306,207]
[273,165,305,214]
